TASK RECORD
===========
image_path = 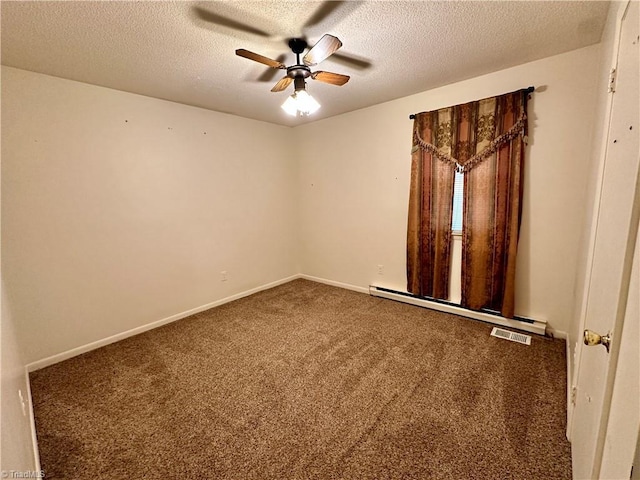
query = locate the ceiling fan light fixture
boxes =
[281,89,320,116]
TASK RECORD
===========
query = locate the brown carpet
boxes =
[30,279,572,479]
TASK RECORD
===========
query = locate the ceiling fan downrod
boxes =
[288,38,308,65]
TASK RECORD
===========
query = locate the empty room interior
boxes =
[1,1,639,479]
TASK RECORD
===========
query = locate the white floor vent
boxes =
[490,327,532,345]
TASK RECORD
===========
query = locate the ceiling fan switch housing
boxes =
[288,38,308,54]
[293,77,307,92]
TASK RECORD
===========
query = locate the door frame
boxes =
[568,0,628,439]
[569,1,639,477]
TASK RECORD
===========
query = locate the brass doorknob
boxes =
[583,329,612,353]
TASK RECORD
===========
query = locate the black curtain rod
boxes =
[409,86,535,120]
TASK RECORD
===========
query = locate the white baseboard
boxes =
[369,285,547,336]
[545,327,572,438]
[26,275,301,372]
[24,368,41,474]
[298,274,369,294]
[555,331,573,442]
[547,327,568,340]
[28,273,556,372]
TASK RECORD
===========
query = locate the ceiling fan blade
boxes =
[303,34,342,66]
[303,1,346,28]
[328,52,372,71]
[258,55,289,82]
[236,49,287,69]
[311,71,350,86]
[193,6,271,37]
[303,1,363,29]
[271,76,293,92]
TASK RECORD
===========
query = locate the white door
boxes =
[600,221,640,478]
[570,1,640,479]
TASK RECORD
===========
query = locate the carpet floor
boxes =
[30,279,572,479]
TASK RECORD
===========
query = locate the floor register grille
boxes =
[491,327,532,345]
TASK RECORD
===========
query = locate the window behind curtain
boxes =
[452,170,464,233]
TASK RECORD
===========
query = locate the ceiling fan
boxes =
[236,34,350,116]
[192,1,371,74]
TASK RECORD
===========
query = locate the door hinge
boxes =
[608,68,617,93]
[571,385,577,406]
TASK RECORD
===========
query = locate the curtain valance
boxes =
[410,90,528,173]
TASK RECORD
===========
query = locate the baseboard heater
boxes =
[369,285,546,336]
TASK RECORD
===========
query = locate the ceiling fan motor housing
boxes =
[287,65,311,81]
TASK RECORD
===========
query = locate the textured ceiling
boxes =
[1,1,609,127]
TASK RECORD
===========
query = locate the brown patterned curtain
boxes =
[407,89,528,317]
[406,111,456,299]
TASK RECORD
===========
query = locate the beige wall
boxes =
[295,44,600,333]
[1,67,299,365]
[1,260,38,471]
